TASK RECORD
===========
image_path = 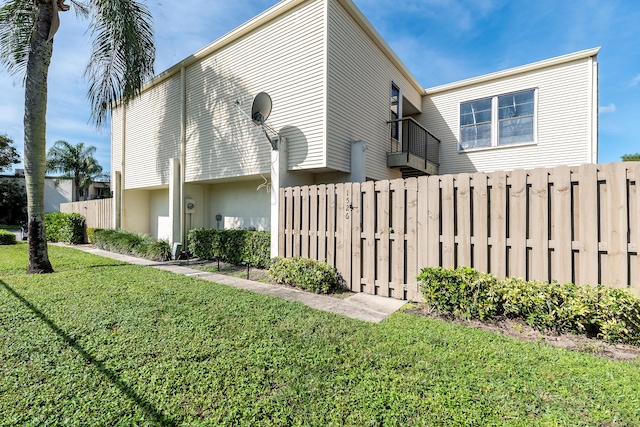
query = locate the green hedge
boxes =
[418,266,640,345]
[188,228,270,269]
[0,229,16,245]
[93,229,171,261]
[44,212,86,244]
[269,257,342,294]
[418,266,500,321]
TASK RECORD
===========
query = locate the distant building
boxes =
[3,169,110,211]
[2,169,73,214]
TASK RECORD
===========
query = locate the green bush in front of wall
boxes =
[187,228,217,259]
[417,266,640,345]
[93,229,171,261]
[44,212,86,244]
[0,229,17,245]
[187,228,271,268]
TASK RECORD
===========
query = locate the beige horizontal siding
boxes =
[326,0,421,180]
[122,73,182,189]
[422,59,594,174]
[184,0,326,182]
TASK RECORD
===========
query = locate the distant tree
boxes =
[47,140,102,201]
[621,153,640,162]
[0,0,155,273]
[0,179,27,224]
[0,133,20,172]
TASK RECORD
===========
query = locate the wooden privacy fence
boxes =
[60,198,113,230]
[279,162,640,300]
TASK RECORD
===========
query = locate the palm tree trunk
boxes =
[24,1,54,273]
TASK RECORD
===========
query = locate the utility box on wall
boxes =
[185,199,196,214]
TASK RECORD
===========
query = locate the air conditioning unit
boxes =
[185,198,196,214]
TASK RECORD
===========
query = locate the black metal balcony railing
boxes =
[388,117,440,169]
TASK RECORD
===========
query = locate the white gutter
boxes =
[180,67,186,244]
[120,106,126,229]
[425,47,601,95]
[588,56,599,163]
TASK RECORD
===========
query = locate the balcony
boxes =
[387,117,440,177]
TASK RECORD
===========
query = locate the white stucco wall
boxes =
[43,178,73,213]
[122,189,150,234]
[208,180,272,231]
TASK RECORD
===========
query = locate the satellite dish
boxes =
[251,92,272,125]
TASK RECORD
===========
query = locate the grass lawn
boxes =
[2,243,640,426]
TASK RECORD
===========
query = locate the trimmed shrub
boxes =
[0,229,17,245]
[44,212,86,244]
[417,266,500,320]
[240,230,270,268]
[187,228,217,260]
[188,228,271,269]
[417,266,640,345]
[570,285,640,344]
[269,257,342,294]
[93,229,171,261]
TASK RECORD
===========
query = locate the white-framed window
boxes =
[459,88,536,151]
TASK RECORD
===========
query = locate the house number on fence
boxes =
[345,197,357,219]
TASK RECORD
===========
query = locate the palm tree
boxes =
[47,140,103,202]
[0,0,155,273]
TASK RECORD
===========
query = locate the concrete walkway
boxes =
[69,245,406,323]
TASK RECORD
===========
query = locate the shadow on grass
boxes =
[0,280,178,426]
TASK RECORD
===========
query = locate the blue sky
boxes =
[1,0,638,174]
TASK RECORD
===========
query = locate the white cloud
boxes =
[631,74,640,87]
[599,103,617,114]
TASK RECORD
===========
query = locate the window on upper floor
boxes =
[459,88,536,151]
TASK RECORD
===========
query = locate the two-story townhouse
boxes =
[111,0,598,254]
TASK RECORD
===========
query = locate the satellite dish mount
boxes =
[235,92,279,150]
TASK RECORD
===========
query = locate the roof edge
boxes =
[425,47,601,95]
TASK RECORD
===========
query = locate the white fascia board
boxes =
[425,47,601,95]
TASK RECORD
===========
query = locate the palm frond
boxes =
[69,0,90,19]
[0,0,36,79]
[85,0,155,126]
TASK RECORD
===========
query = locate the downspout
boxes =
[120,104,126,229]
[180,67,186,245]
[589,55,599,163]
